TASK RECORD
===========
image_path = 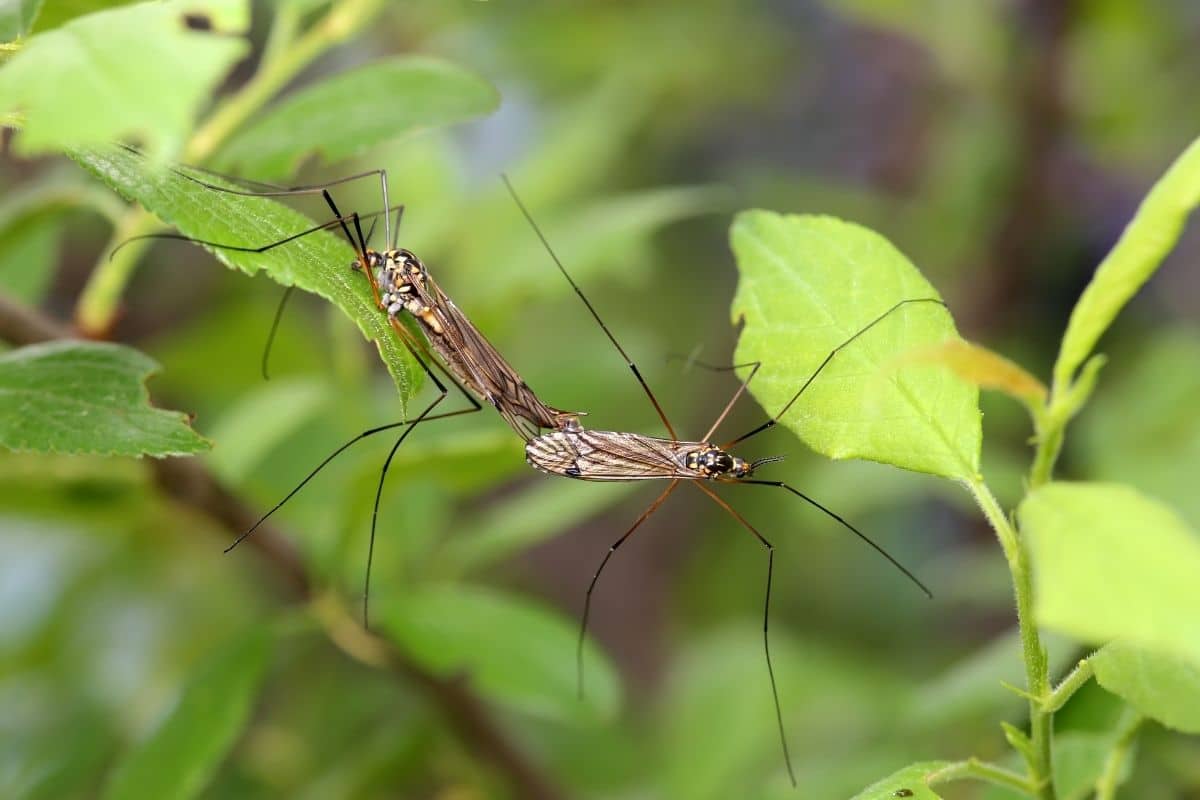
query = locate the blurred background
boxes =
[2,1,1199,797]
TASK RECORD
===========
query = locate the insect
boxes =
[505,179,939,787]
[114,152,580,622]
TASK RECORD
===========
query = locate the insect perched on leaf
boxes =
[112,151,581,623]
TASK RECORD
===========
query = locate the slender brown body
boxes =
[363,248,582,440]
[525,427,751,482]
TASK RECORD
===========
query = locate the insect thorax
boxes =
[365,249,440,330]
[684,446,750,479]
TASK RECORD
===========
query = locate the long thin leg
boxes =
[724,297,947,448]
[360,322,484,626]
[118,142,395,258]
[502,175,678,440]
[222,414,463,552]
[692,481,796,788]
[663,356,765,441]
[696,482,796,786]
[362,353,458,627]
[260,285,295,381]
[700,361,761,442]
[226,324,482,554]
[736,479,932,599]
[578,479,680,698]
[196,166,389,255]
[109,203,403,261]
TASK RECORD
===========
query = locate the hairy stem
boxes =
[1043,657,1093,713]
[968,477,1055,799]
[1028,413,1064,489]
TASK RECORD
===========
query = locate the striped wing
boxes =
[526,429,698,481]
[421,279,573,440]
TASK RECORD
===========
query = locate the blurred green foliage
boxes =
[2,1,1200,798]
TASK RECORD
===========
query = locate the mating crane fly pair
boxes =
[125,153,942,786]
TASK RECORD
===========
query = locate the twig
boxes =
[0,292,567,800]
[0,291,76,344]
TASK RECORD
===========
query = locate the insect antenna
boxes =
[723,297,947,448]
[502,175,678,440]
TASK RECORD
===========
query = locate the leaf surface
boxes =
[0,0,250,156]
[102,627,272,800]
[378,583,620,725]
[216,56,500,179]
[0,341,208,457]
[731,211,980,480]
[1093,640,1200,733]
[72,144,418,403]
[1020,482,1200,665]
[1053,135,1200,388]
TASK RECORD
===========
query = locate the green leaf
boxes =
[977,732,1124,800]
[215,56,500,179]
[0,168,123,302]
[1077,327,1200,525]
[0,341,209,457]
[101,626,273,800]
[0,0,250,157]
[206,378,329,483]
[476,185,728,309]
[377,583,620,725]
[899,339,1046,408]
[0,211,59,302]
[1052,135,1200,390]
[441,479,639,574]
[30,1,148,34]
[659,629,902,799]
[0,0,43,39]
[1052,731,1120,800]
[905,628,1073,729]
[71,144,418,403]
[1020,482,1200,664]
[850,761,950,799]
[1093,640,1200,733]
[730,211,980,480]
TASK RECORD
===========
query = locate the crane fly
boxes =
[114,150,579,623]
[504,177,939,788]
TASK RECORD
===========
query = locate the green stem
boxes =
[185,0,385,163]
[926,758,1038,795]
[75,211,162,335]
[1028,414,1064,489]
[1043,658,1093,713]
[968,477,1055,799]
[74,0,386,333]
[1094,709,1143,800]
[1031,355,1105,489]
